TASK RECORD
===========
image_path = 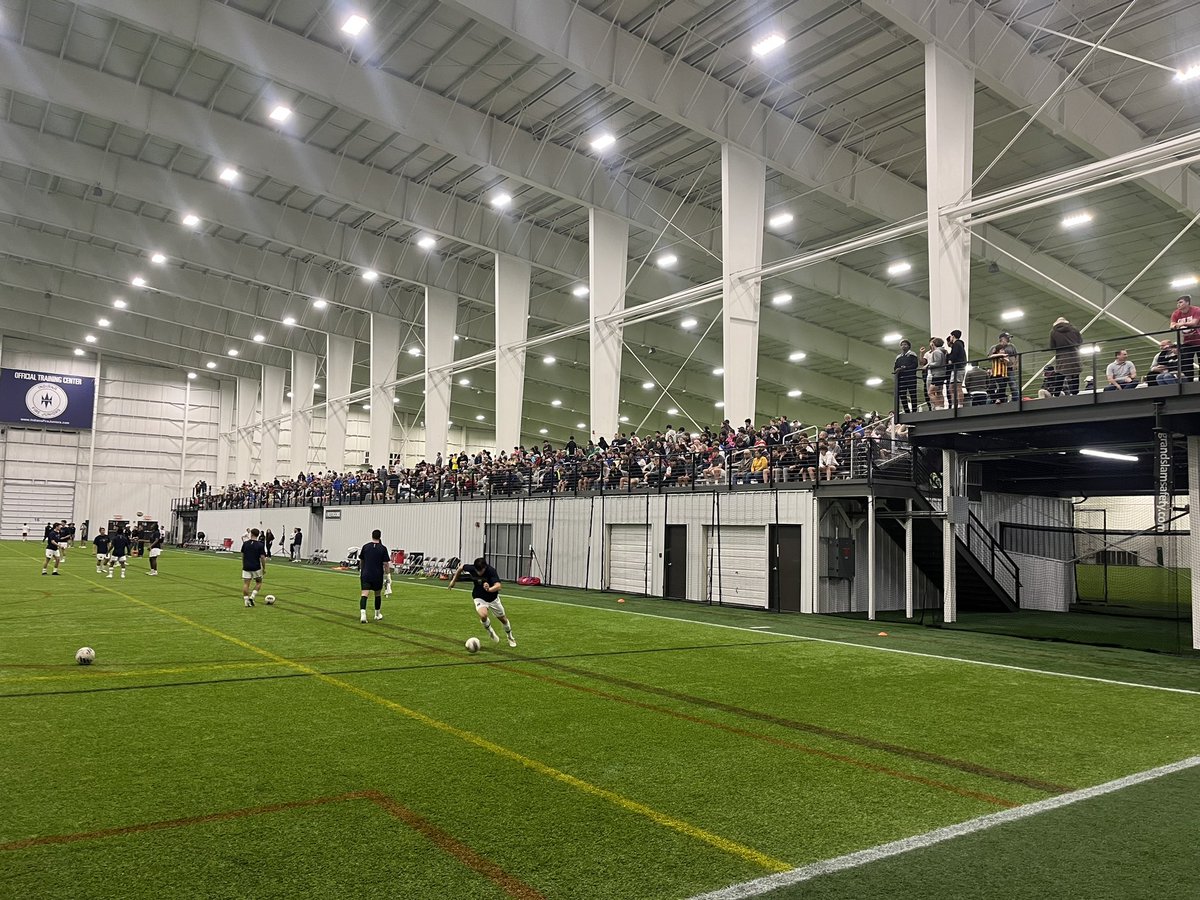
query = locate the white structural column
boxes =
[216,379,235,487]
[588,208,629,440]
[325,334,355,473]
[369,312,402,469]
[721,144,766,423]
[1189,437,1200,650]
[289,351,317,473]
[234,375,260,484]
[494,254,531,451]
[424,287,457,463]
[259,365,285,480]
[925,43,975,346]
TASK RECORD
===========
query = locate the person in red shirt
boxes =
[1169,295,1200,380]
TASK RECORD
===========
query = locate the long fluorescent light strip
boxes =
[1080,448,1139,462]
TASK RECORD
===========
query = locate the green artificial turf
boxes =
[1076,564,1191,613]
[2,541,1200,899]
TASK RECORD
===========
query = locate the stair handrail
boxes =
[965,509,1022,606]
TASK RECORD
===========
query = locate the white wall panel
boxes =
[704,525,768,608]
[608,524,651,595]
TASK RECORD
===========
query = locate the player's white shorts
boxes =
[61,541,72,549]
[45,549,60,559]
[149,548,162,558]
[111,555,127,563]
[96,553,109,562]
[242,569,263,580]
[473,596,507,618]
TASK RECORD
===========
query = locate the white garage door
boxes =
[706,526,768,608]
[608,525,650,595]
[1,480,76,540]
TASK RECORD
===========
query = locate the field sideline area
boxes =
[2,540,1200,899]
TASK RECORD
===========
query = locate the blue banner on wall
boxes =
[0,368,96,429]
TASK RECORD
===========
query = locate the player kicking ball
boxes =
[357,529,391,623]
[448,557,516,647]
[240,528,267,606]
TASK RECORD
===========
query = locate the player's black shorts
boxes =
[360,576,384,592]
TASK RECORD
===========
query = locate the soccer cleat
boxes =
[507,636,517,648]
[360,611,368,623]
[51,571,60,576]
[488,629,500,643]
[374,611,383,621]
[41,571,47,576]
[106,572,113,579]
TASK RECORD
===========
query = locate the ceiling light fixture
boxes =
[206,361,217,369]
[886,260,912,277]
[642,382,654,390]
[1171,275,1198,290]
[181,213,200,228]
[408,347,421,356]
[590,132,616,151]
[282,316,296,326]
[539,428,548,435]
[227,349,239,357]
[269,105,292,122]
[287,391,294,398]
[768,212,794,229]
[313,382,321,390]
[1080,448,1139,462]
[1001,309,1025,321]
[341,14,368,35]
[218,166,239,183]
[392,397,400,404]
[363,404,371,411]
[881,332,902,343]
[113,298,126,309]
[619,415,629,423]
[714,401,724,408]
[131,276,146,287]
[543,356,556,365]
[788,350,807,361]
[312,298,328,309]
[253,334,265,342]
[475,414,485,421]
[866,376,884,387]
[577,422,586,430]
[97,318,110,327]
[150,252,166,265]
[362,269,378,281]
[680,317,698,329]
[85,334,96,343]
[772,292,792,306]
[752,33,786,57]
[417,235,437,250]
[1175,64,1200,82]
[787,389,802,397]
[572,285,590,298]
[491,192,512,208]
[187,372,197,380]
[656,253,678,268]
[666,408,678,416]
[712,367,724,376]
[459,378,470,386]
[1061,211,1093,229]
[73,348,85,356]
[551,399,562,407]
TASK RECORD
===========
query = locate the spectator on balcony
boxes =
[1148,340,1181,385]
[922,337,948,409]
[1105,349,1137,391]
[1049,317,1083,395]
[893,339,919,413]
[947,329,967,407]
[1170,295,1200,380]
[986,334,1017,403]
[1037,364,1065,399]
[818,443,839,481]
[963,364,991,406]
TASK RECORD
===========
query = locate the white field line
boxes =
[168,551,1200,698]
[688,755,1200,900]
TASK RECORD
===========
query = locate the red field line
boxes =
[2,790,545,900]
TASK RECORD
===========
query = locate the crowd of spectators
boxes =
[185,412,911,510]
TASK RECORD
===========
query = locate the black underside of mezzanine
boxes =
[899,387,1199,498]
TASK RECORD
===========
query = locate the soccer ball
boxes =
[264,594,276,605]
[76,647,95,666]
[465,637,481,654]
[136,511,144,517]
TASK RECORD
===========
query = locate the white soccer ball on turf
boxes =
[264,594,276,605]
[76,647,95,665]
[465,637,481,654]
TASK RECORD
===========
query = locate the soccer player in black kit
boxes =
[93,527,110,573]
[40,524,62,575]
[448,557,517,647]
[358,529,392,623]
[107,528,132,579]
[240,528,267,607]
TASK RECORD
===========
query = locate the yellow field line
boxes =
[64,569,791,874]
[0,660,284,683]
